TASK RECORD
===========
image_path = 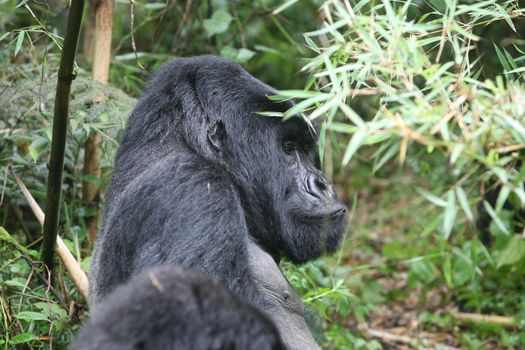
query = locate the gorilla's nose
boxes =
[307,174,332,199]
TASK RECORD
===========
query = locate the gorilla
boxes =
[89,55,347,349]
[71,267,284,350]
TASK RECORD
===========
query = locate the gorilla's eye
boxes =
[282,140,298,154]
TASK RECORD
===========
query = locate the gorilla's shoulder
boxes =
[130,151,233,189]
[114,152,242,220]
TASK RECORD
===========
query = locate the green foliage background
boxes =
[1,0,525,349]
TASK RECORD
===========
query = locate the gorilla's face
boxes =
[221,113,347,264]
[197,58,347,264]
[270,117,347,263]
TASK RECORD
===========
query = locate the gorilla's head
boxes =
[126,55,347,264]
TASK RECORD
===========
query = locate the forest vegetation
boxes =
[1,0,524,349]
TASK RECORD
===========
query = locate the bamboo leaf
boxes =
[15,30,24,56]
[443,191,457,240]
[443,255,453,287]
[449,144,464,165]
[495,186,510,212]
[256,111,283,118]
[271,90,330,100]
[456,186,473,223]
[283,94,332,119]
[416,188,447,207]
[482,200,510,235]
[342,129,367,166]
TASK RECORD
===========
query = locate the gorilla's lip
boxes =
[292,205,347,222]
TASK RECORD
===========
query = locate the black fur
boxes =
[90,55,347,349]
[71,267,284,350]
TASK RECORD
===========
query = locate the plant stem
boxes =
[42,0,85,271]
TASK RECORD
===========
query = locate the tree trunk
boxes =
[83,0,114,243]
[83,0,97,64]
[92,0,113,84]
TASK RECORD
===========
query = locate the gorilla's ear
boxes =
[207,120,226,152]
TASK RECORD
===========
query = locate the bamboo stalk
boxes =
[41,0,85,271]
[11,168,89,301]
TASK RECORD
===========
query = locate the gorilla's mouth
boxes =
[291,204,347,223]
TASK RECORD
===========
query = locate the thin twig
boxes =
[0,165,7,206]
[130,0,145,70]
[495,143,525,154]
[152,0,171,43]
[366,328,461,350]
[452,311,516,327]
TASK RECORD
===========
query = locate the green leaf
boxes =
[0,227,29,254]
[203,10,232,38]
[219,47,255,63]
[236,48,255,63]
[449,144,464,165]
[253,44,280,55]
[416,188,447,207]
[443,191,457,240]
[506,66,525,74]
[494,44,512,73]
[410,260,439,284]
[3,279,27,289]
[272,0,299,15]
[28,137,49,162]
[15,0,29,8]
[318,121,327,165]
[483,201,510,235]
[81,256,92,273]
[427,61,454,85]
[455,186,473,223]
[282,94,331,119]
[497,236,525,268]
[143,2,167,10]
[255,111,283,117]
[495,186,510,212]
[0,31,11,42]
[443,255,453,287]
[15,30,24,56]
[271,90,329,100]
[15,311,48,321]
[342,129,367,166]
[10,333,37,345]
[34,302,68,320]
[498,114,525,142]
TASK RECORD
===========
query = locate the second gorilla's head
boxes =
[72,267,284,350]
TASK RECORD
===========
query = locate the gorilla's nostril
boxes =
[307,175,329,199]
[332,207,346,218]
[327,207,346,220]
